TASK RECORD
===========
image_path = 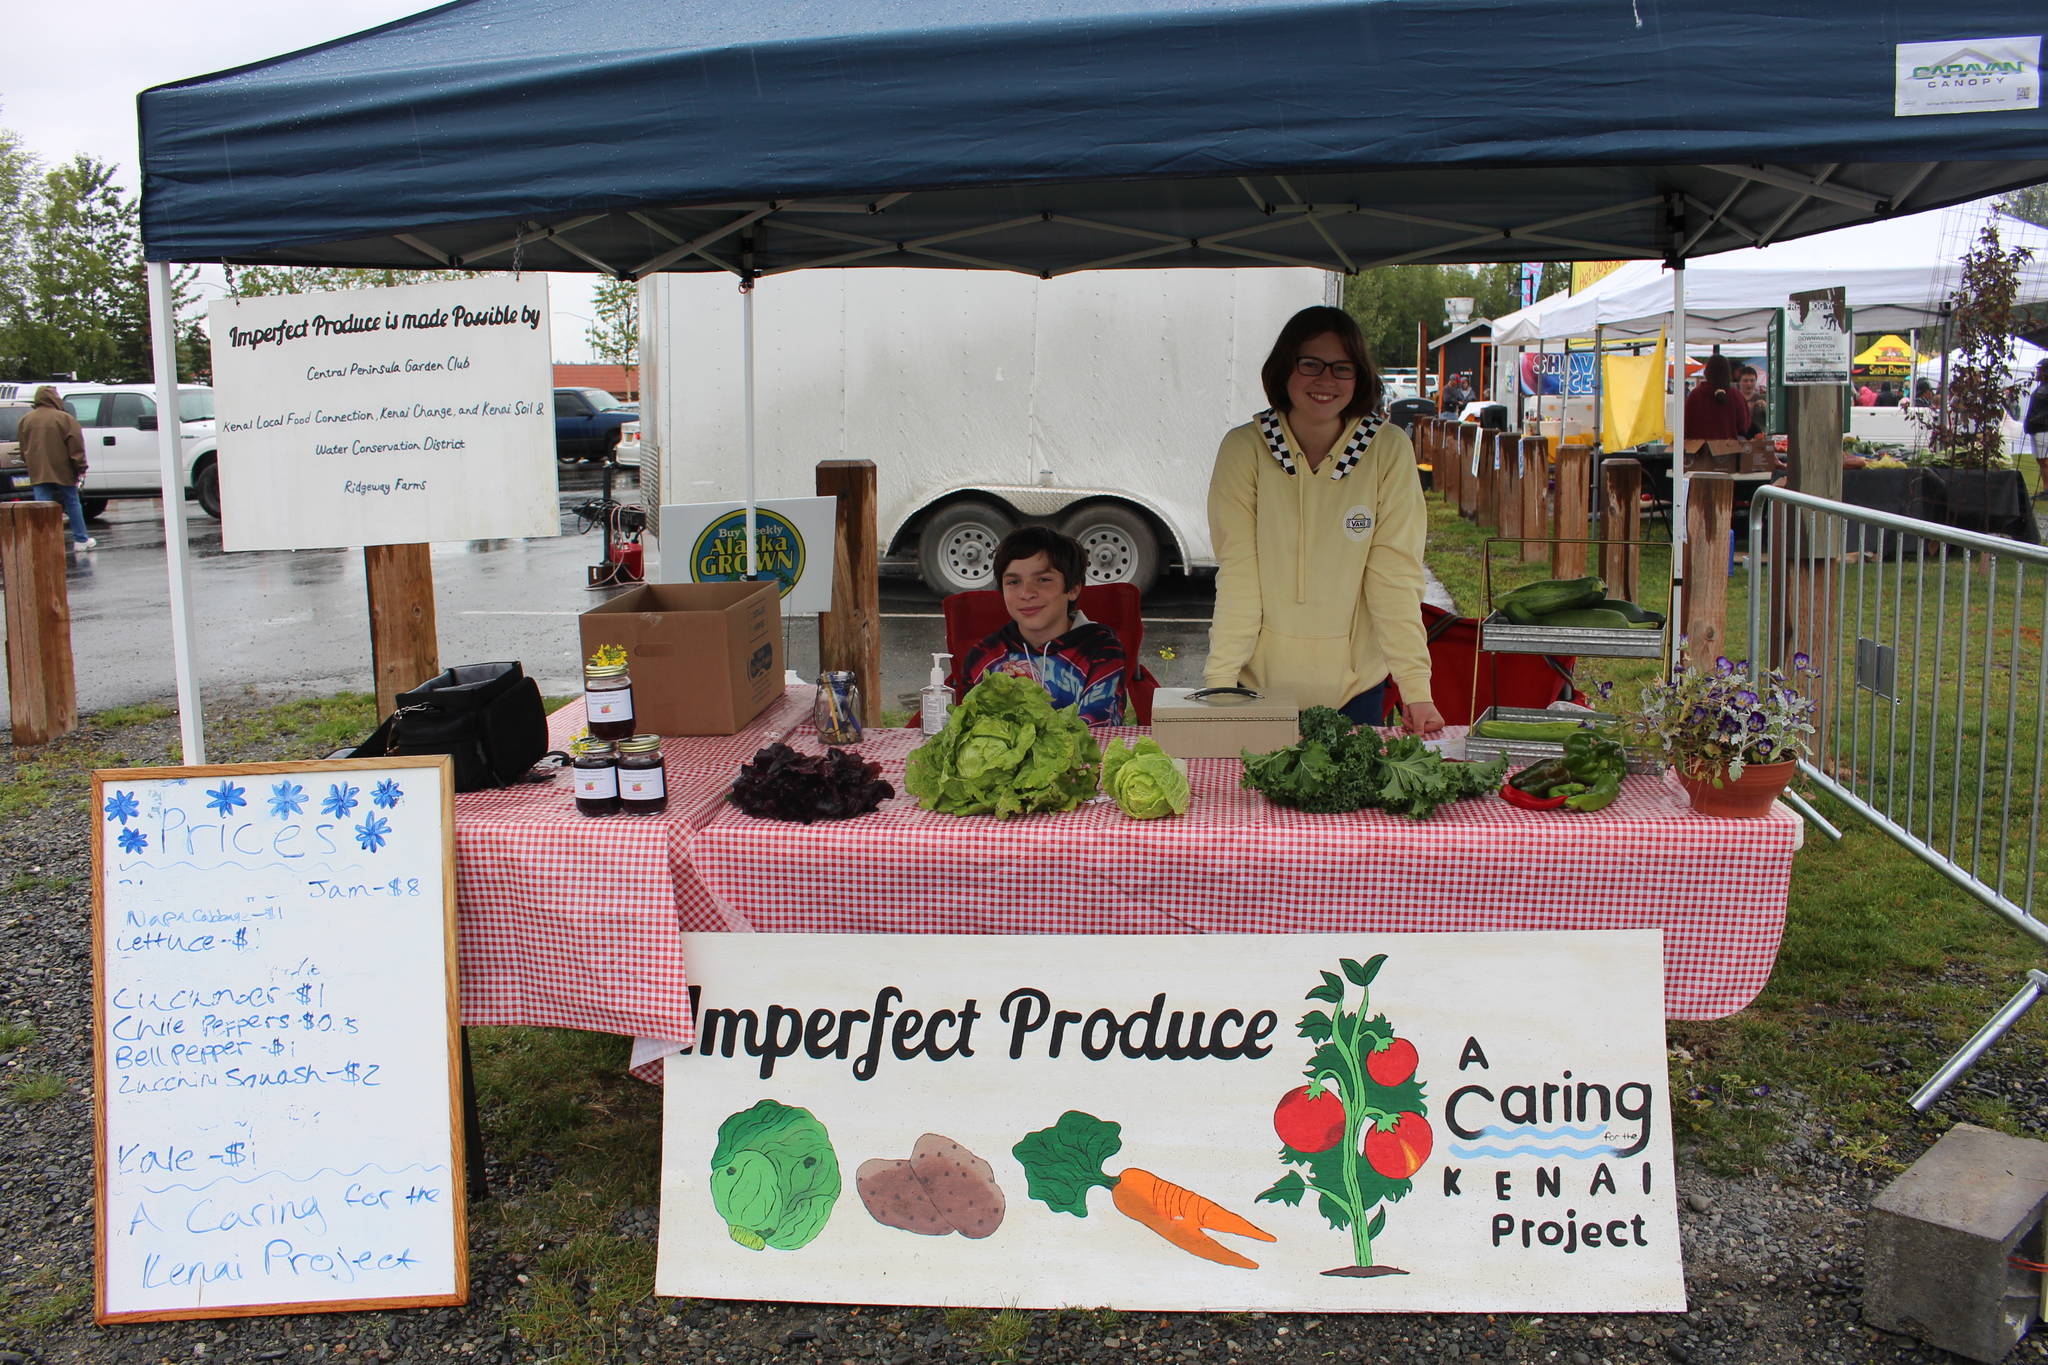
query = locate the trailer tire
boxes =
[1061,503,1161,594]
[917,500,1014,595]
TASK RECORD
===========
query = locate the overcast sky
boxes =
[4,0,600,362]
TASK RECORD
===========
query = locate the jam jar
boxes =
[571,739,620,816]
[584,662,635,742]
[617,734,669,815]
[814,670,864,745]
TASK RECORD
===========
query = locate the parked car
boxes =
[0,382,220,518]
[0,401,32,500]
[554,387,637,462]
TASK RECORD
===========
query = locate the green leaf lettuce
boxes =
[1101,736,1191,819]
[904,672,1101,818]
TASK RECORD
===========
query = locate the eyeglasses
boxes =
[1293,357,1359,380]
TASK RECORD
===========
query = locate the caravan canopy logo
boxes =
[1895,36,2040,117]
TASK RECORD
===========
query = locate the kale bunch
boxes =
[730,743,895,823]
[1240,706,1504,820]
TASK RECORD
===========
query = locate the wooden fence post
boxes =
[1434,420,1457,507]
[1457,425,1481,521]
[1600,458,1643,604]
[364,544,439,718]
[1519,435,1549,562]
[817,459,881,724]
[1499,431,1526,546]
[1682,473,1735,665]
[1552,442,1592,578]
[0,502,76,746]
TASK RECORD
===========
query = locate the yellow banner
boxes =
[1601,333,1668,449]
[1572,260,1627,293]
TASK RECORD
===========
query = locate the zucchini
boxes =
[1532,607,1636,630]
[1591,598,1663,625]
[1497,576,1605,619]
[1470,719,1596,742]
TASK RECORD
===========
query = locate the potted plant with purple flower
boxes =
[1622,651,1818,818]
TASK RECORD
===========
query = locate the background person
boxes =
[1204,305,1441,734]
[17,385,94,551]
[957,527,1128,725]
[2025,358,2048,503]
[1736,364,1767,433]
[1684,355,1756,442]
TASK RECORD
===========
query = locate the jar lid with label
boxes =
[585,663,629,680]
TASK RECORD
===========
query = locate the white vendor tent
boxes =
[1495,202,2048,344]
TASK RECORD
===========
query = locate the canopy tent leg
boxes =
[742,279,759,578]
[148,261,206,764]
[1669,262,1688,658]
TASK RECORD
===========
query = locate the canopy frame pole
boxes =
[1670,260,1689,654]
[147,260,206,763]
[742,271,759,580]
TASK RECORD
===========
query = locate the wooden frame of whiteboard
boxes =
[90,755,467,1323]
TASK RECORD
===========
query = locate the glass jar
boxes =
[814,671,863,745]
[571,739,620,816]
[617,734,668,815]
[584,662,635,742]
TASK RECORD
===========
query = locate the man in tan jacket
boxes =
[18,386,93,550]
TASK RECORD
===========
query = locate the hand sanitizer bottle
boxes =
[920,653,954,735]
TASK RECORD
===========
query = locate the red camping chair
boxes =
[1384,601,1585,726]
[941,583,1160,724]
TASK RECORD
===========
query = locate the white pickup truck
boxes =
[0,381,220,519]
[637,267,1335,594]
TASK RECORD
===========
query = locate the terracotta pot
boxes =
[1678,759,1797,818]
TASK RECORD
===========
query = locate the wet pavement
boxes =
[0,468,1229,731]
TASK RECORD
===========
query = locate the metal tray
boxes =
[1464,706,1663,775]
[1479,611,1667,659]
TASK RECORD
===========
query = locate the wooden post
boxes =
[817,459,881,725]
[1775,385,1846,750]
[1682,473,1735,665]
[1458,425,1481,521]
[1437,421,1461,507]
[1552,442,1592,578]
[1498,430,1525,546]
[1600,459,1643,603]
[364,544,439,718]
[1488,430,1513,532]
[0,502,76,746]
[1519,435,1549,563]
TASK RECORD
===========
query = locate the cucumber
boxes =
[1470,719,1597,742]
[1591,598,1663,625]
[1532,607,1636,630]
[1497,575,1605,619]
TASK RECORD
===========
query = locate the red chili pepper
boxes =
[1498,782,1568,811]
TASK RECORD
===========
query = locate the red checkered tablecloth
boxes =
[452,686,811,1042]
[682,724,1803,1020]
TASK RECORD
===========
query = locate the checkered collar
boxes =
[1255,408,1387,480]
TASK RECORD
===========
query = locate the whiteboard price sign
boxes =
[657,930,1682,1314]
[93,758,466,1322]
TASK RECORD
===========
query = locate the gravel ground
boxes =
[4,698,2045,1365]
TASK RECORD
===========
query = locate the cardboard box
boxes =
[578,582,783,735]
[1150,687,1300,759]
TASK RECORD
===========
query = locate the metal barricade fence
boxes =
[1745,485,2047,1109]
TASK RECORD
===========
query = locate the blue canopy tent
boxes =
[134,0,2048,755]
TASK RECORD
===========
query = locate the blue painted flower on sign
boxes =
[322,783,360,819]
[354,813,392,853]
[103,790,140,825]
[205,781,248,816]
[117,827,148,854]
[372,780,405,809]
[268,781,307,819]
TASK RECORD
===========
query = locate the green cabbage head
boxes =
[1101,737,1191,819]
[904,672,1101,818]
[709,1099,841,1251]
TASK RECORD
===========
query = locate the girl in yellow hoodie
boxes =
[1204,306,1442,733]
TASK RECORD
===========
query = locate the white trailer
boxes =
[639,267,1334,594]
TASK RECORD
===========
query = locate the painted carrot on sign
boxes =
[1012,1111,1276,1269]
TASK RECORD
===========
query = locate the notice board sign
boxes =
[92,758,466,1322]
[656,931,1682,1314]
[657,497,838,615]
[1784,287,1852,386]
[208,275,557,551]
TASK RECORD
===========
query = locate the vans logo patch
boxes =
[1342,506,1375,541]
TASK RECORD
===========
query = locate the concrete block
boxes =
[1865,1123,2048,1363]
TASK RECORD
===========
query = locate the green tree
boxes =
[1996,181,2048,230]
[0,119,35,355]
[1927,222,2034,469]
[1341,262,1531,375]
[586,276,640,398]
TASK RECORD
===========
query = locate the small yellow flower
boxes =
[588,643,628,669]
[1156,645,1177,662]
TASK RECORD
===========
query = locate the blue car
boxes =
[554,387,637,462]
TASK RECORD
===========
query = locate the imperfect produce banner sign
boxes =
[208,276,556,551]
[657,931,1682,1313]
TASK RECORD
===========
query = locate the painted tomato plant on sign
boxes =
[1258,953,1431,1277]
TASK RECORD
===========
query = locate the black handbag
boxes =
[352,661,551,792]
